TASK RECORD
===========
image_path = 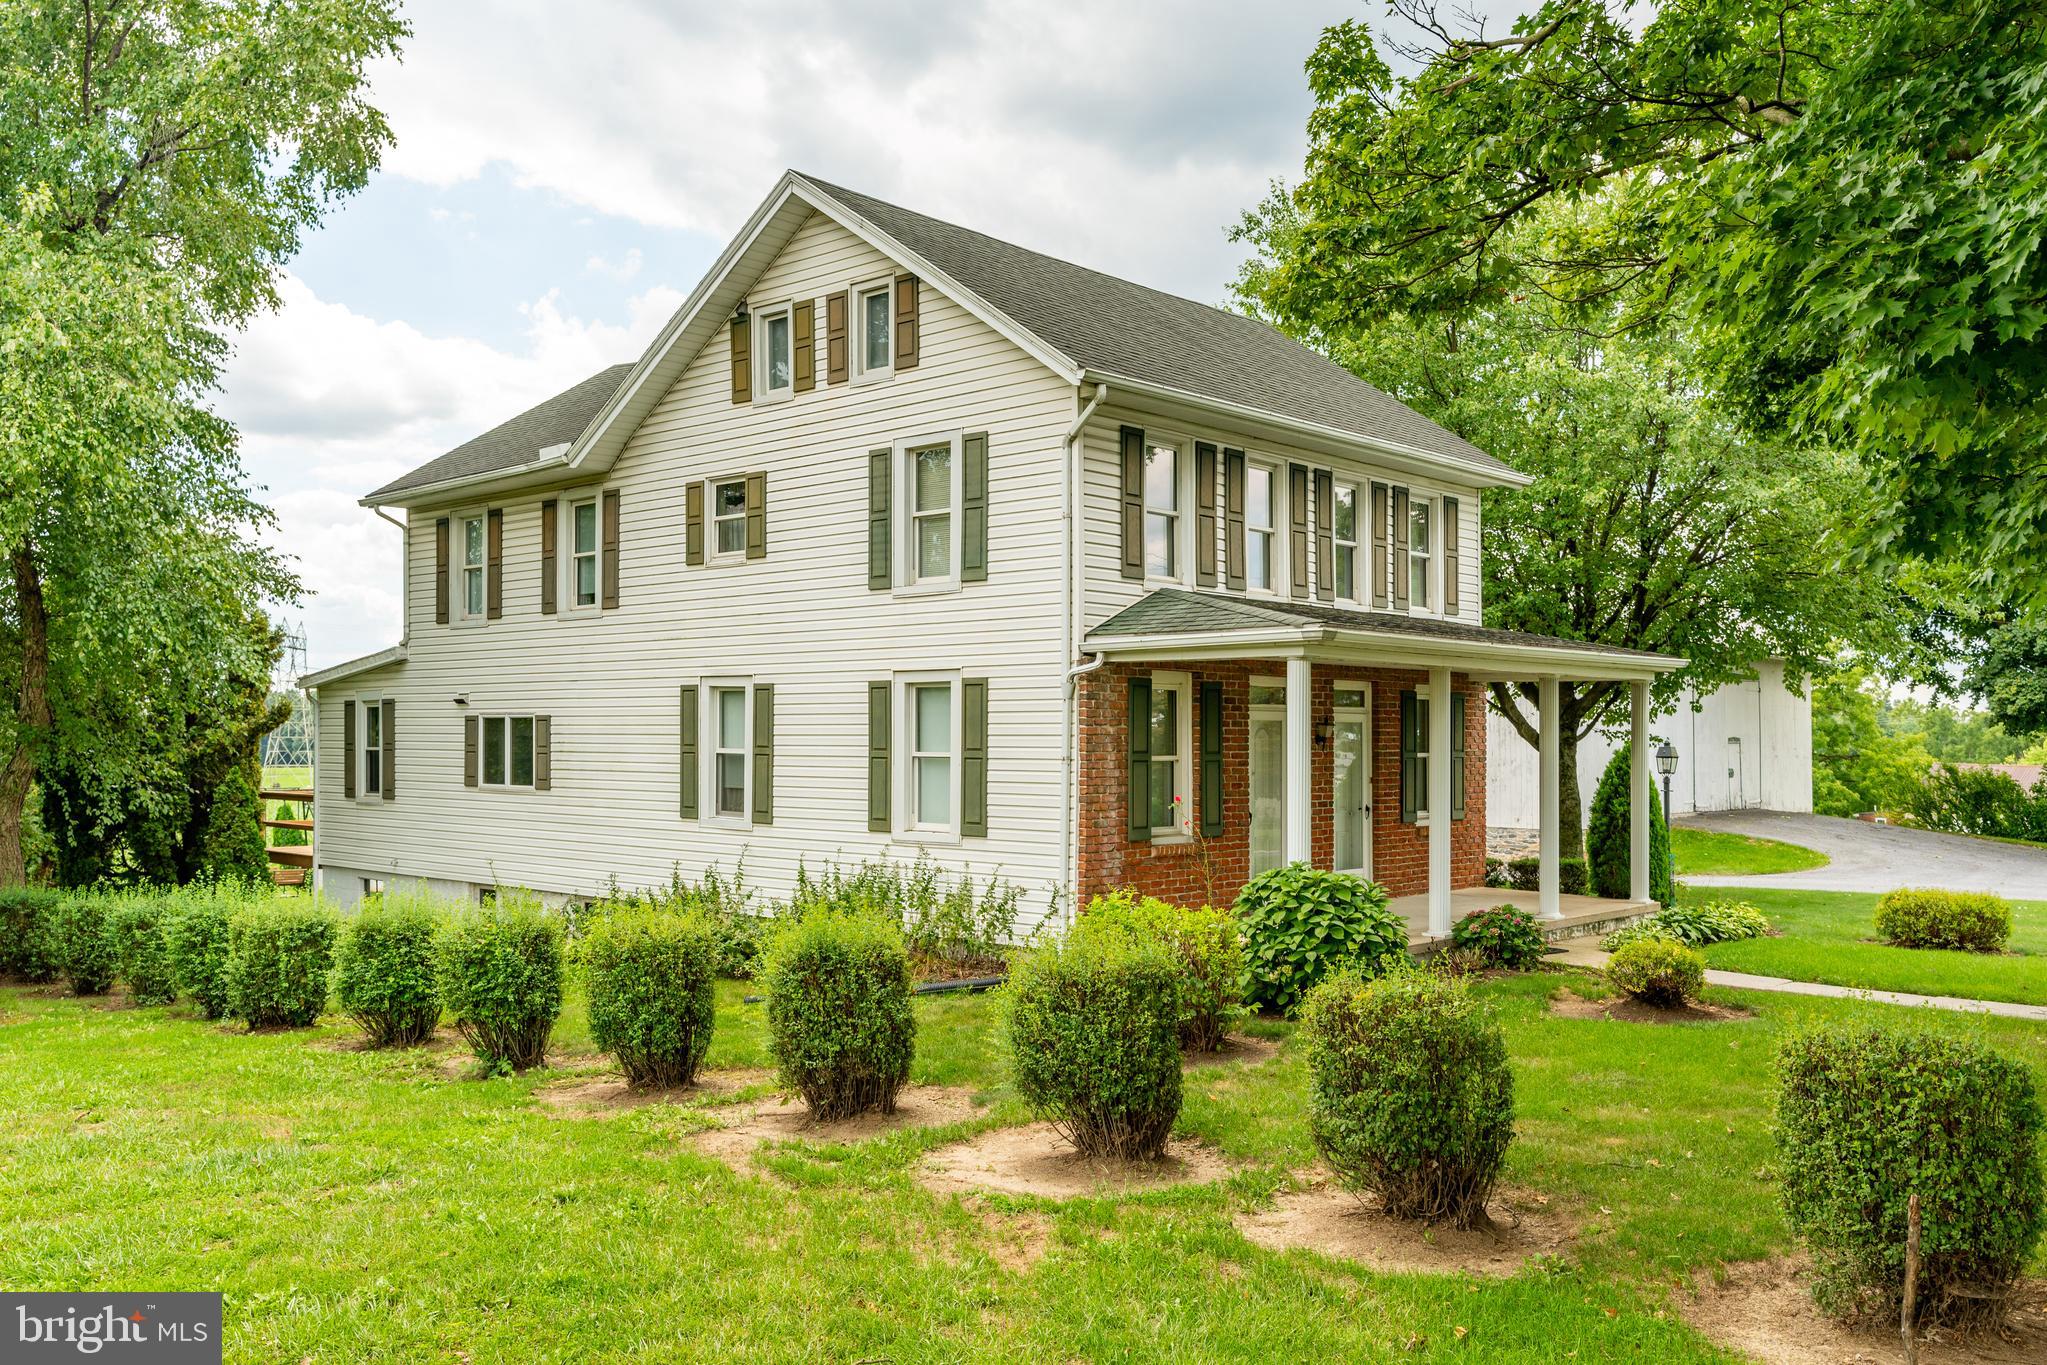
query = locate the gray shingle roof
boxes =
[795,174,1512,476]
[1091,589,1675,661]
[367,364,634,501]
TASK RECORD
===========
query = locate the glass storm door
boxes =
[1249,685,1287,875]
[1332,684,1372,875]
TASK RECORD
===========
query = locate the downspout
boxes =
[1060,382,1109,930]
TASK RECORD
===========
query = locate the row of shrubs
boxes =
[1601,898,1770,952]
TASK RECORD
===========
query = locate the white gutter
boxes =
[1059,381,1109,927]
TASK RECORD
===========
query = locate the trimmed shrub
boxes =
[1302,966,1513,1227]
[165,889,236,1019]
[1601,899,1771,952]
[1604,937,1705,1008]
[332,896,443,1047]
[762,912,915,1119]
[1076,890,1246,1051]
[198,764,271,884]
[58,895,117,995]
[224,900,338,1028]
[107,895,178,1005]
[1450,903,1547,970]
[0,887,63,982]
[1235,863,1407,1014]
[1586,740,1675,905]
[1776,1024,2045,1324]
[435,898,565,1073]
[1505,855,1589,896]
[1006,931,1183,1159]
[584,911,720,1088]
[1874,888,2012,953]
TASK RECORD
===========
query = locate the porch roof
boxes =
[1085,589,1683,682]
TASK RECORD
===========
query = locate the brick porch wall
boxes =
[1076,660,1487,908]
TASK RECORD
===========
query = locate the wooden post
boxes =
[1901,1191,1921,1365]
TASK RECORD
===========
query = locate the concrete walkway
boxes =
[1679,810,2047,898]
[1551,941,2047,1021]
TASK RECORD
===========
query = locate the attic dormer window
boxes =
[755,303,793,399]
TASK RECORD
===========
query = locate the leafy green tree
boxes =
[198,764,270,884]
[1877,697,2029,766]
[1248,1,2047,590]
[1811,667,1934,816]
[1586,740,1674,907]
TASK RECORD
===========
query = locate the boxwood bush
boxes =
[1776,1024,2045,1323]
[1076,889,1246,1051]
[1449,903,1547,970]
[1874,888,2012,953]
[1235,863,1407,1014]
[1604,937,1706,1008]
[224,899,338,1028]
[164,888,236,1019]
[763,912,916,1119]
[1006,930,1183,1160]
[332,895,443,1047]
[1302,966,1513,1226]
[0,887,63,982]
[58,894,117,996]
[584,911,720,1087]
[107,895,178,1005]
[435,898,565,1073]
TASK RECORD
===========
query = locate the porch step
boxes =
[1403,889,1657,956]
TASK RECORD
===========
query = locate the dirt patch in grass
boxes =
[690,1085,986,1168]
[1237,1182,1572,1277]
[918,1122,1238,1200]
[1182,1034,1282,1070]
[1549,989,1752,1025]
[964,1201,1053,1273]
[534,1068,773,1118]
[1682,1258,2047,1365]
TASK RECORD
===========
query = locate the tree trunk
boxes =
[1489,679,1591,862]
[0,545,53,886]
[1557,729,1586,862]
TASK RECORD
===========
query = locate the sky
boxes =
[226,0,1536,671]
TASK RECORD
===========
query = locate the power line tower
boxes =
[263,622,315,773]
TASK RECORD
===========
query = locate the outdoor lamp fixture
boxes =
[732,301,749,323]
[1655,740,1679,829]
[1314,715,1334,748]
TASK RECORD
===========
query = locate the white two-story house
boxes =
[303,171,1679,939]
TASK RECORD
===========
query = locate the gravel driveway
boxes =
[1679,810,2047,898]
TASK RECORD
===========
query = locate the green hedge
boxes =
[332,896,443,1047]
[584,911,719,1088]
[1075,890,1246,1051]
[1587,740,1675,905]
[435,899,564,1074]
[1505,855,1589,897]
[0,887,63,982]
[107,895,178,1005]
[1303,966,1513,1226]
[1006,931,1183,1160]
[165,889,236,1019]
[1235,863,1408,1014]
[58,895,116,996]
[1776,1024,2045,1323]
[1604,937,1705,1008]
[1449,903,1547,970]
[1874,888,2012,953]
[763,912,915,1120]
[224,900,338,1028]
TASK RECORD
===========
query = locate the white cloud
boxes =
[585,247,644,283]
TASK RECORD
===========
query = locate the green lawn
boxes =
[1694,887,2047,1006]
[1670,825,1829,876]
[4,970,2044,1361]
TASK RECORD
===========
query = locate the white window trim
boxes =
[559,488,604,617]
[1332,478,1364,606]
[477,713,540,792]
[895,671,963,843]
[705,476,749,565]
[700,676,754,829]
[1149,670,1194,840]
[752,301,794,403]
[356,697,385,803]
[1407,492,1439,618]
[452,508,489,627]
[894,430,964,595]
[1331,682,1373,874]
[851,278,894,384]
[1141,435,1190,586]
[1244,457,1284,597]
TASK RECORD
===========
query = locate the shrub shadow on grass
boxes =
[534,1067,776,1119]
[918,1122,1240,1200]
[690,1084,987,1170]
[1237,1180,1574,1277]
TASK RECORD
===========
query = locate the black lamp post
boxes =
[1655,740,1679,830]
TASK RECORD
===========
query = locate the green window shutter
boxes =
[729,315,751,403]
[1127,675,1152,842]
[1223,447,1247,590]
[1370,482,1389,609]
[534,715,552,793]
[434,518,450,625]
[867,681,892,832]
[1313,469,1334,601]
[685,482,704,566]
[381,699,396,801]
[961,431,988,582]
[343,699,357,798]
[1451,691,1467,820]
[540,499,558,615]
[962,678,988,837]
[1194,442,1219,587]
[825,290,849,384]
[1199,681,1224,838]
[601,490,621,609]
[868,449,892,590]
[1288,463,1311,599]
[1391,486,1411,610]
[463,714,479,788]
[1118,425,1145,580]
[746,472,767,560]
[793,300,815,393]
[751,684,774,825]
[1399,691,1420,822]
[678,684,698,818]
[486,509,503,619]
[1443,495,1461,617]
[893,274,920,369]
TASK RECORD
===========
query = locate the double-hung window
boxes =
[1331,480,1361,602]
[755,304,793,399]
[1246,461,1278,592]
[855,281,893,379]
[908,679,957,833]
[360,700,383,798]
[1142,441,1180,579]
[711,685,749,818]
[1408,496,1433,611]
[897,432,961,589]
[710,478,747,561]
[569,497,600,609]
[1148,671,1192,836]
[481,715,537,789]
[457,513,487,622]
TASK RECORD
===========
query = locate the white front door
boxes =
[1332,683,1372,876]
[1248,680,1287,875]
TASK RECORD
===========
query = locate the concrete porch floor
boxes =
[1391,887,1658,951]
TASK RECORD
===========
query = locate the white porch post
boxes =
[1428,666,1454,937]
[1537,675,1562,920]
[1285,655,1313,865]
[1630,679,1652,902]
